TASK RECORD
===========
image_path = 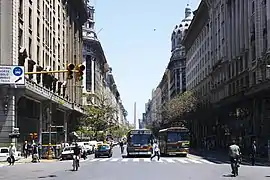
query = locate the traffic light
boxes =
[67,63,75,79]
[33,133,38,139]
[75,64,85,81]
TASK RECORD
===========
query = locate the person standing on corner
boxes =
[250,140,256,166]
[150,139,160,161]
[8,143,16,165]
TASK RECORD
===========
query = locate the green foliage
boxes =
[79,90,119,137]
[162,91,198,120]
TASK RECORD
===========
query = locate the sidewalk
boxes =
[0,157,59,167]
[189,149,270,166]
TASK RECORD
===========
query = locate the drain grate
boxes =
[38,175,57,179]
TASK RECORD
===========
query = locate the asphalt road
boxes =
[1,146,270,180]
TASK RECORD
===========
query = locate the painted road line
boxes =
[99,158,111,162]
[163,159,175,163]
[110,158,119,162]
[187,159,202,164]
[89,159,99,162]
[121,159,129,162]
[142,158,151,162]
[133,158,140,162]
[199,159,215,164]
[175,159,189,163]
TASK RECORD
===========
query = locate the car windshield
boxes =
[167,132,190,142]
[98,145,109,150]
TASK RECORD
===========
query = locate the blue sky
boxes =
[93,0,201,123]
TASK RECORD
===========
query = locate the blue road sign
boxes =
[13,67,23,76]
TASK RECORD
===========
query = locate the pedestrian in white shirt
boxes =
[150,140,160,161]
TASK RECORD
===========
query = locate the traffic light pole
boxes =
[25,69,79,75]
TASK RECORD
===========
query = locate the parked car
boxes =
[95,144,112,158]
[61,146,74,160]
[0,147,22,162]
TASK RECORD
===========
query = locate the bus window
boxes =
[167,132,190,142]
[130,134,152,145]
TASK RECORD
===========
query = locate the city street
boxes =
[1,146,270,180]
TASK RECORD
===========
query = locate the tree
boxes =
[80,89,119,138]
[160,91,199,126]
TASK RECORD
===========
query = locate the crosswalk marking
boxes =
[99,158,110,162]
[121,159,129,162]
[175,159,189,163]
[199,159,215,164]
[164,159,175,163]
[187,159,202,164]
[87,158,216,165]
[142,158,151,162]
[110,158,118,162]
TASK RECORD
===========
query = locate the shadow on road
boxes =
[222,174,235,177]
[38,175,57,178]
[190,149,270,167]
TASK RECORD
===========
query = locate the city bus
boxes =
[158,127,190,157]
[126,129,154,157]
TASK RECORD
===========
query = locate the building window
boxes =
[28,37,32,58]
[19,28,23,47]
[29,8,32,29]
[37,18,40,37]
[37,45,40,64]
[19,0,23,18]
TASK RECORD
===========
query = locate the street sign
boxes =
[0,65,25,85]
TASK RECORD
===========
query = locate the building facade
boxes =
[81,4,127,126]
[169,4,193,99]
[0,0,87,147]
[143,4,193,126]
[183,0,270,153]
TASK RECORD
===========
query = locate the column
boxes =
[267,0,270,52]
[39,102,43,144]
[235,0,239,55]
[239,0,244,51]
[64,111,68,143]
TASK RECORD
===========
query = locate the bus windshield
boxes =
[129,134,151,145]
[167,132,189,142]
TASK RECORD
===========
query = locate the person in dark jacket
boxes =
[250,140,256,166]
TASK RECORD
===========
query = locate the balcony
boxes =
[25,78,84,114]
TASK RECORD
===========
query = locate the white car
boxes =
[61,146,74,160]
[0,147,22,162]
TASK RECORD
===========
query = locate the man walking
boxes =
[250,140,256,166]
[150,140,160,161]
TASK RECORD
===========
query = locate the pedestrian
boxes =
[150,139,160,161]
[119,140,124,154]
[23,141,28,158]
[250,140,256,166]
[38,143,42,160]
[8,143,16,165]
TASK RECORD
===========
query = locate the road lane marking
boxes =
[133,158,140,162]
[163,159,175,163]
[142,158,151,162]
[99,158,110,162]
[187,159,202,164]
[199,159,215,164]
[110,158,119,162]
[121,159,129,162]
[155,159,163,162]
[174,159,189,163]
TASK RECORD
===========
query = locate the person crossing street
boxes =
[150,140,160,161]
